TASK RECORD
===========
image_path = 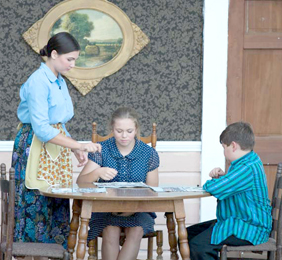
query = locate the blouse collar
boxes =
[40,62,64,84]
[109,137,141,160]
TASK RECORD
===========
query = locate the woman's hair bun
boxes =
[39,45,48,56]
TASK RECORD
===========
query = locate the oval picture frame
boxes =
[23,0,150,95]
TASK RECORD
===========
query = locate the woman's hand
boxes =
[209,167,225,178]
[80,142,101,153]
[73,150,88,167]
[97,167,118,181]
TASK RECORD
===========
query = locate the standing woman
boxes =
[12,32,101,248]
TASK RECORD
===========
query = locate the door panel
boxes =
[243,50,282,135]
[228,0,282,191]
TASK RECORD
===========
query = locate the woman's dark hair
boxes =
[220,121,255,150]
[39,32,80,57]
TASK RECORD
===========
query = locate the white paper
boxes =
[93,182,149,188]
[149,186,205,192]
[51,187,107,193]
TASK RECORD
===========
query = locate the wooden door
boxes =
[228,0,282,199]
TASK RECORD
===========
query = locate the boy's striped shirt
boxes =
[203,151,272,245]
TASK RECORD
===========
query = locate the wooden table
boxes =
[39,184,210,260]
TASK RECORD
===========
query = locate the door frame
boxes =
[200,0,229,221]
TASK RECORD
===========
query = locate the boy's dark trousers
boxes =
[186,220,252,260]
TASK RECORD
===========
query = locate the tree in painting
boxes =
[62,12,94,50]
[51,12,94,51]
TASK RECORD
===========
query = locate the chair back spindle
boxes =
[1,163,8,246]
[0,164,68,260]
[270,163,282,239]
[275,176,282,249]
[0,165,15,260]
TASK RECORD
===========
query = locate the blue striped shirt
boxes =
[203,151,272,245]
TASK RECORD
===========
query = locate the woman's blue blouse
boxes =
[17,63,74,142]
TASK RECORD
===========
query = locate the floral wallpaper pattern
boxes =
[0,0,203,141]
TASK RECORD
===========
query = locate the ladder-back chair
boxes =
[88,122,163,260]
[220,163,282,260]
[0,163,69,260]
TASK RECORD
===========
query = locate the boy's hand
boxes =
[209,167,225,178]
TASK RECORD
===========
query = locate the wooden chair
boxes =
[91,122,157,148]
[88,122,163,260]
[220,163,282,260]
[0,163,69,260]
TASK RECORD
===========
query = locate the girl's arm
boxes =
[146,168,159,186]
[76,160,101,184]
[77,160,117,184]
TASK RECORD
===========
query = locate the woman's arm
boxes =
[49,133,101,152]
[146,168,159,187]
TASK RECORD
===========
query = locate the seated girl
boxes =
[77,107,159,260]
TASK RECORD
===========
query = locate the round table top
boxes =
[39,183,211,201]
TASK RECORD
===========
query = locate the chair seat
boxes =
[225,238,276,252]
[142,231,157,238]
[1,242,67,258]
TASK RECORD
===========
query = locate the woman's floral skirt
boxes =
[12,124,70,248]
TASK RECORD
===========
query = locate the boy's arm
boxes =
[203,164,253,200]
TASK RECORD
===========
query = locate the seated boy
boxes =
[187,122,272,260]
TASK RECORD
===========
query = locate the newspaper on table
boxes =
[149,186,205,192]
[51,187,107,194]
[93,182,205,193]
[93,182,149,188]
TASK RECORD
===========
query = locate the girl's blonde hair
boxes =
[110,107,140,138]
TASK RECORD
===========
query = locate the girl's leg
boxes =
[117,227,143,260]
[101,226,121,260]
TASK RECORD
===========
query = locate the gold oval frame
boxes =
[23,0,149,95]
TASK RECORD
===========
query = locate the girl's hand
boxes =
[73,150,88,167]
[80,142,101,153]
[209,167,225,178]
[98,167,118,181]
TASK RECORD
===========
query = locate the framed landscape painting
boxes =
[23,0,149,95]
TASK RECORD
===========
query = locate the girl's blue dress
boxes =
[87,137,160,241]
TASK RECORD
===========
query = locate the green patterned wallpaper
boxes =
[0,0,203,141]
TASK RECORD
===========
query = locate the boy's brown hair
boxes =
[220,122,255,151]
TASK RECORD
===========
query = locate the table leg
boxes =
[67,199,82,260]
[165,212,179,260]
[174,200,190,260]
[76,200,93,260]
